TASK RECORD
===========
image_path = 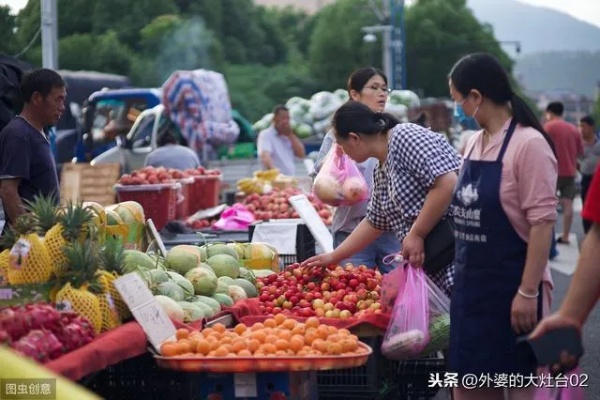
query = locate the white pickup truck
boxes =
[91,105,312,194]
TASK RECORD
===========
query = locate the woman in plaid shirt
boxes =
[303,101,461,296]
[312,68,400,273]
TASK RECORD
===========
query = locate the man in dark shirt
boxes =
[0,69,65,226]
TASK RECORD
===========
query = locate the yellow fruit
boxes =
[44,223,68,276]
[56,282,102,334]
[7,234,53,284]
[97,270,130,320]
[0,249,9,285]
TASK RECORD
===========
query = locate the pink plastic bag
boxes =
[534,369,586,400]
[381,266,430,359]
[212,203,255,230]
[381,265,451,360]
[380,254,406,312]
[313,144,368,206]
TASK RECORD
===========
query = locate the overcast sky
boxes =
[2,0,599,28]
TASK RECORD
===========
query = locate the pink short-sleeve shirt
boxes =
[464,119,558,287]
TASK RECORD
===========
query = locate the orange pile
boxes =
[160,315,366,358]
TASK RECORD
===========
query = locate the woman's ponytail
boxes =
[374,112,400,133]
[510,93,556,156]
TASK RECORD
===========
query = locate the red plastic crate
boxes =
[176,178,194,219]
[189,175,221,213]
[115,183,181,230]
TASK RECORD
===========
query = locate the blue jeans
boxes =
[333,231,401,274]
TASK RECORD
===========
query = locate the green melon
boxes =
[177,301,205,322]
[189,295,221,315]
[227,243,245,260]
[122,250,156,273]
[233,278,258,298]
[206,254,240,279]
[205,243,240,260]
[191,300,216,318]
[215,281,229,294]
[199,262,215,274]
[211,293,234,308]
[218,276,235,285]
[166,245,201,275]
[184,267,218,296]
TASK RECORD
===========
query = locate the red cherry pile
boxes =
[256,264,382,319]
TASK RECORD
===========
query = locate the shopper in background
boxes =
[257,105,305,176]
[448,53,556,400]
[578,115,600,234]
[302,101,461,297]
[144,129,200,170]
[0,69,64,227]
[544,102,584,244]
[312,67,400,273]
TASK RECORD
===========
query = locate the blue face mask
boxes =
[454,100,476,125]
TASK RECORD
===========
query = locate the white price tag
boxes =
[114,273,176,351]
[234,373,257,397]
[288,194,334,253]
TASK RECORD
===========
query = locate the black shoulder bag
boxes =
[422,218,455,274]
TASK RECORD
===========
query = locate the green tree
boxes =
[307,0,379,90]
[0,6,18,55]
[405,0,513,96]
[132,16,224,86]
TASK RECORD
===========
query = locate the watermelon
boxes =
[211,293,234,307]
[157,281,185,301]
[165,271,194,297]
[189,299,215,318]
[218,276,235,285]
[189,295,221,315]
[206,254,240,279]
[233,278,258,298]
[228,285,248,303]
[122,250,156,273]
[185,267,218,296]
[205,243,240,260]
[166,245,201,275]
[149,269,169,284]
[215,281,229,294]
[177,302,205,322]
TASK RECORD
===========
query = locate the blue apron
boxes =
[448,119,543,376]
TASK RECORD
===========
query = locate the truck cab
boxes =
[73,88,162,163]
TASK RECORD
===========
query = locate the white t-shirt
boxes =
[257,125,296,176]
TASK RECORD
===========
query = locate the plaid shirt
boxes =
[367,123,462,294]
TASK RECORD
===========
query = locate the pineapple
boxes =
[45,201,94,277]
[25,195,60,236]
[6,213,53,285]
[0,226,18,284]
[55,241,102,334]
[97,236,129,324]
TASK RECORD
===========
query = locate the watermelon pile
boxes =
[129,244,264,324]
[252,89,420,139]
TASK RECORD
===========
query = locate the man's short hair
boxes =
[157,129,178,147]
[546,102,564,117]
[580,115,595,127]
[272,104,288,116]
[20,69,66,103]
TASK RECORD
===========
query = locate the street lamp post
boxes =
[362,0,406,89]
[41,0,59,69]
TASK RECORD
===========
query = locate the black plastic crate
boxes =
[317,336,395,400]
[249,222,316,267]
[81,352,201,399]
[317,336,446,400]
[395,355,447,399]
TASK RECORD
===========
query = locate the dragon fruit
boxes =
[0,329,11,345]
[0,303,61,340]
[11,329,63,362]
[52,311,95,353]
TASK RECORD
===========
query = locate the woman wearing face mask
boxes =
[303,101,461,296]
[448,53,556,400]
[312,68,400,273]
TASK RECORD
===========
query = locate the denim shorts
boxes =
[333,231,401,274]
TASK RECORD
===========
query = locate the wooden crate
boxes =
[60,163,120,206]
